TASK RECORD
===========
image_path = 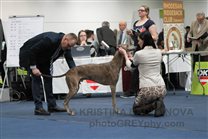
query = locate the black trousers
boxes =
[31,64,56,109]
[130,68,139,95]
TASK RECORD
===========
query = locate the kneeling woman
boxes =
[119,31,166,117]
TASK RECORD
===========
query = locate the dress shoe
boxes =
[34,108,50,116]
[154,99,166,117]
[48,106,66,112]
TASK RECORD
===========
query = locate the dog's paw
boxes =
[71,111,76,116]
[68,111,76,116]
[114,108,121,114]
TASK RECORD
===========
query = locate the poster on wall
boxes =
[4,16,44,67]
[164,23,184,50]
[163,0,184,51]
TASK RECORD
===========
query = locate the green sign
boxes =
[191,62,208,95]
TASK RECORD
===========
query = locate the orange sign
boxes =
[163,0,184,23]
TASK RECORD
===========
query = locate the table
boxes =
[52,56,123,94]
[162,50,208,93]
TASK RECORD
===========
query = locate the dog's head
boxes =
[117,44,128,50]
[117,44,135,52]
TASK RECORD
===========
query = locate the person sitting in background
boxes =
[119,31,166,117]
[77,30,97,57]
[96,21,117,56]
[85,29,95,44]
[85,29,98,57]
[156,28,167,86]
[77,30,88,46]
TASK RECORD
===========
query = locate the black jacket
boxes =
[19,32,75,69]
[96,26,116,47]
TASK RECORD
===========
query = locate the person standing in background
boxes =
[127,5,158,97]
[128,5,158,49]
[117,21,133,46]
[96,21,117,56]
[116,21,134,98]
[184,26,192,51]
[157,29,164,49]
[188,12,208,70]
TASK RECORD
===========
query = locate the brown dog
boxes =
[42,45,126,115]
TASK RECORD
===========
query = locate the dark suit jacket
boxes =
[19,32,75,69]
[96,26,116,47]
[0,19,4,46]
[0,19,5,61]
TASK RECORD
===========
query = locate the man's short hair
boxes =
[102,21,110,27]
[196,12,205,17]
[66,33,78,41]
[185,26,190,29]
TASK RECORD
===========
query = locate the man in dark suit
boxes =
[96,21,116,56]
[0,19,6,81]
[19,32,77,115]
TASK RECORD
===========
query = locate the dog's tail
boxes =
[41,72,67,78]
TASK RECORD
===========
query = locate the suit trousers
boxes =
[31,64,56,109]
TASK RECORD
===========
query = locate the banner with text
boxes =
[163,0,184,51]
[191,62,208,95]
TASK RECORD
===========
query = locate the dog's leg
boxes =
[64,77,79,116]
[110,85,120,114]
[64,89,77,116]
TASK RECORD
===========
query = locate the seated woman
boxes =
[77,30,88,46]
[77,30,97,57]
[119,31,166,117]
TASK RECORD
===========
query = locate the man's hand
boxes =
[32,68,41,76]
[126,29,133,36]
[187,37,191,43]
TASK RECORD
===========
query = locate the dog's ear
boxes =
[116,44,128,50]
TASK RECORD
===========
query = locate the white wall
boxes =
[0,0,208,34]
[183,0,208,26]
[0,0,163,34]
